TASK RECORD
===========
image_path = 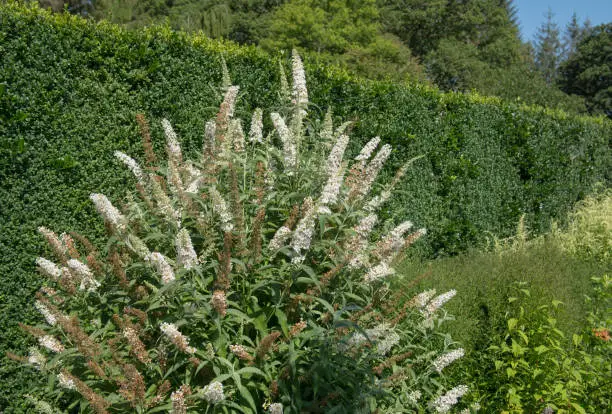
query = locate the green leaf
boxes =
[570,403,586,414]
[236,367,266,377]
[237,385,257,413]
[507,318,518,331]
[275,308,289,337]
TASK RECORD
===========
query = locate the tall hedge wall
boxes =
[0,3,610,410]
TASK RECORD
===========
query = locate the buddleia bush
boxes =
[12,51,469,413]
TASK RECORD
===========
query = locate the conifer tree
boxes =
[533,8,562,85]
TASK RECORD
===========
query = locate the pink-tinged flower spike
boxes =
[89,193,128,233]
[146,252,175,284]
[114,151,145,185]
[37,227,67,260]
[36,257,62,280]
[162,118,182,163]
[432,348,465,373]
[291,49,308,114]
[431,385,469,413]
[160,322,196,354]
[67,259,100,292]
[175,228,198,270]
[248,108,263,143]
[271,112,297,170]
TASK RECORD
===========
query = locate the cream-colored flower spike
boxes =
[146,252,176,284]
[326,133,349,176]
[114,151,145,185]
[162,118,182,162]
[175,228,198,270]
[90,193,128,232]
[36,257,62,280]
[271,112,297,170]
[210,187,233,232]
[291,49,308,113]
[248,108,263,143]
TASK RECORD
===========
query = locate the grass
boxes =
[394,190,612,351]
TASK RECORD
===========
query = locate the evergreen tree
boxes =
[499,0,520,31]
[559,23,612,117]
[563,12,582,59]
[533,8,562,85]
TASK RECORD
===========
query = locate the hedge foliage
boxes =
[0,2,610,410]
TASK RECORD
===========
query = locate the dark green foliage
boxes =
[559,23,612,117]
[258,0,424,82]
[0,3,610,410]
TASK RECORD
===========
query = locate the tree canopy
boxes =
[34,0,610,115]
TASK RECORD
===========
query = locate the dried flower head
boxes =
[211,290,227,317]
[229,344,253,362]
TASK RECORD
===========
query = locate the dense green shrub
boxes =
[0,2,610,409]
[462,281,611,412]
[8,51,468,413]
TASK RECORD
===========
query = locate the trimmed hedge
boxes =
[0,2,610,410]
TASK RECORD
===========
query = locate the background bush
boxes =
[0,2,610,410]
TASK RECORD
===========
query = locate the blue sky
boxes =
[515,0,612,42]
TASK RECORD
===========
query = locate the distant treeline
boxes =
[34,1,611,117]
